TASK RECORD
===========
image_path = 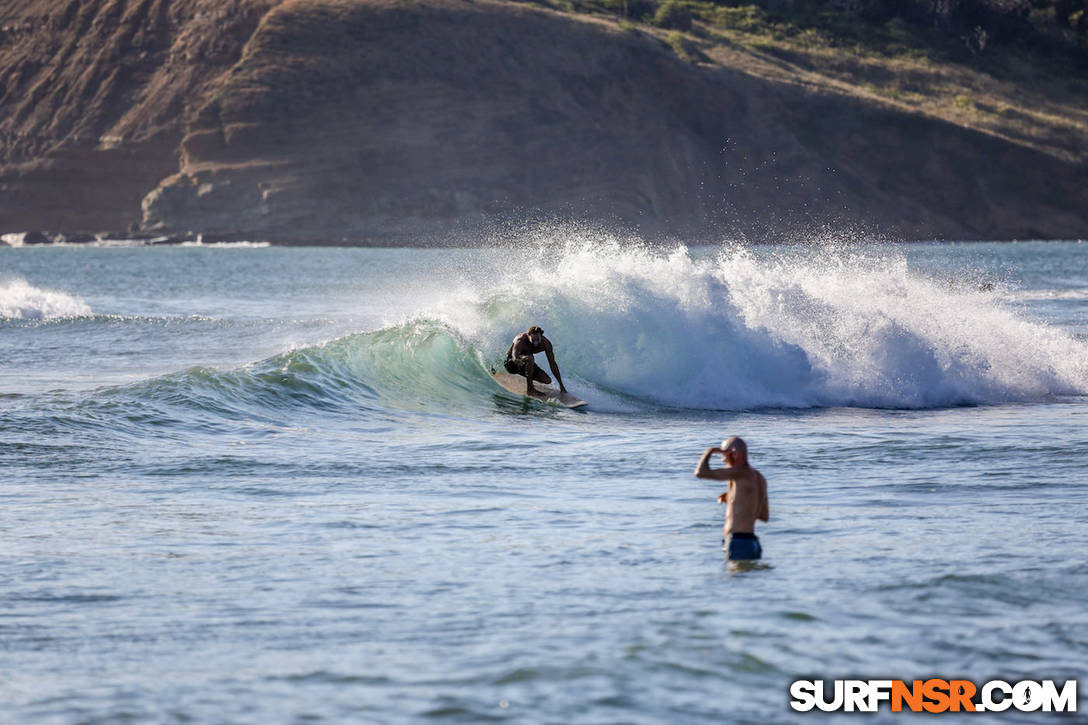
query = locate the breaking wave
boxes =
[48,237,1088,423]
[0,278,92,320]
[434,237,1088,409]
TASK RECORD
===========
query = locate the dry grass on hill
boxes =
[563,3,1088,165]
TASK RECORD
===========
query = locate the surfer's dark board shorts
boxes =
[723,532,762,560]
[504,357,551,384]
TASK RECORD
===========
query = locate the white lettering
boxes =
[816,680,844,712]
[868,680,892,711]
[982,680,1013,712]
[845,680,869,712]
[1040,680,1077,713]
[1014,680,1043,711]
[789,680,817,712]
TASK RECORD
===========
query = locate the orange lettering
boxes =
[922,679,951,713]
[949,680,976,712]
[892,680,924,712]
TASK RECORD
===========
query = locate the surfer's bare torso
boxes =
[504,326,566,396]
[508,332,549,361]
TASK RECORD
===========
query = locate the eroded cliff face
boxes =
[0,0,280,232]
[2,0,1086,242]
[143,0,777,241]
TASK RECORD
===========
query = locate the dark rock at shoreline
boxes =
[53,232,97,244]
[90,231,197,244]
[0,229,205,246]
[21,231,53,245]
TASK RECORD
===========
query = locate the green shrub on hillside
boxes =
[564,0,1087,68]
[742,0,1088,60]
[699,4,772,33]
[653,1,693,30]
[574,0,657,21]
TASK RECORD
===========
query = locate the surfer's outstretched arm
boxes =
[544,341,566,392]
[694,447,742,481]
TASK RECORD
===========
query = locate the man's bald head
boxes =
[721,436,748,464]
[721,436,747,454]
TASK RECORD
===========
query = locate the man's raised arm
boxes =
[694,447,742,481]
[544,340,566,392]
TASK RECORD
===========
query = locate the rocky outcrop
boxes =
[0,0,278,232]
[2,0,1086,242]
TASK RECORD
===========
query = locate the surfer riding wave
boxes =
[504,325,567,400]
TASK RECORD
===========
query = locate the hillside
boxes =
[1,0,1086,243]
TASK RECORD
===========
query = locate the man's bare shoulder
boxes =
[719,465,762,484]
[730,467,764,489]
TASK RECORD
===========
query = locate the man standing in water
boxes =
[694,437,769,559]
[504,325,567,399]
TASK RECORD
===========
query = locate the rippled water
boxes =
[2,238,1087,723]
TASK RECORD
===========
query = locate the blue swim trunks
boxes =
[723,532,762,560]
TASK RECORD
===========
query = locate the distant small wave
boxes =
[179,240,271,248]
[1,232,271,248]
[0,278,92,320]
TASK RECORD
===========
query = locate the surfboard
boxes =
[491,370,588,408]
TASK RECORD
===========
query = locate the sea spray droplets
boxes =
[440,238,823,408]
[720,246,1088,407]
[0,278,92,320]
[436,236,1088,409]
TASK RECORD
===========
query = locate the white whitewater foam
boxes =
[717,245,1088,407]
[437,234,1088,409]
[180,240,271,248]
[0,278,92,320]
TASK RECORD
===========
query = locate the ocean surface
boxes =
[2,237,1087,723]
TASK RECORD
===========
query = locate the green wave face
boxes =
[64,320,516,441]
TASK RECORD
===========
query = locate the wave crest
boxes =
[71,237,1088,418]
[0,278,92,320]
[437,238,1088,409]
